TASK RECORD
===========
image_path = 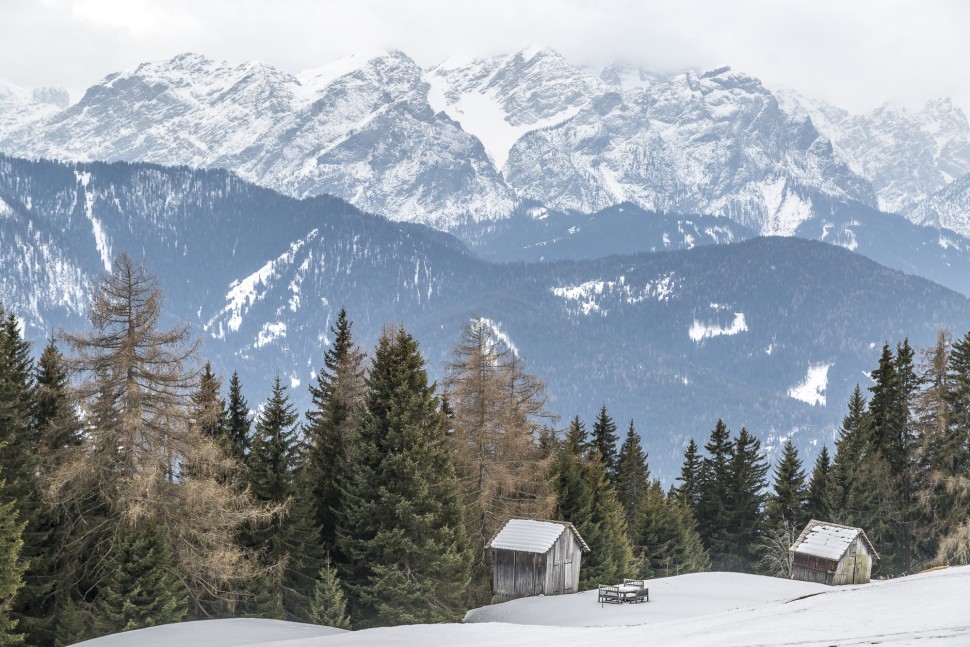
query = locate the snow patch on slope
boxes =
[552,274,677,316]
[206,230,318,338]
[689,312,747,342]
[75,171,112,271]
[477,316,519,355]
[788,363,831,406]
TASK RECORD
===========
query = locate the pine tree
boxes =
[696,420,733,562]
[765,438,807,530]
[615,421,649,536]
[191,363,228,442]
[673,439,702,512]
[723,428,769,572]
[0,470,27,646]
[309,557,350,629]
[225,372,252,463]
[338,327,471,628]
[302,309,366,563]
[804,446,832,523]
[93,523,187,636]
[591,406,620,483]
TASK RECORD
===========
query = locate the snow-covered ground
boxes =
[74,567,970,647]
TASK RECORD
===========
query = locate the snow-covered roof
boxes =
[790,520,878,561]
[487,518,589,554]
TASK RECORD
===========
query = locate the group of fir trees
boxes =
[669,333,970,579]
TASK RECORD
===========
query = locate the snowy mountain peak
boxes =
[599,62,663,92]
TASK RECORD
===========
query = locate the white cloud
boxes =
[0,0,967,115]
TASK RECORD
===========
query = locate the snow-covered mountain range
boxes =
[2,49,968,236]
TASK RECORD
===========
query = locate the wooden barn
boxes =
[789,519,879,585]
[487,518,590,603]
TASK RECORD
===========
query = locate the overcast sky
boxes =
[2,0,968,114]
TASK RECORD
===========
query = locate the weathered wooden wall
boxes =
[792,535,873,586]
[491,530,584,602]
[832,536,873,585]
[544,529,582,595]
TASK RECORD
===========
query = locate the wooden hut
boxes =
[487,518,590,603]
[789,519,879,585]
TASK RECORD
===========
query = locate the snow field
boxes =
[74,567,970,647]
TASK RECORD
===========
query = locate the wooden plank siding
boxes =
[491,528,584,602]
[792,535,874,585]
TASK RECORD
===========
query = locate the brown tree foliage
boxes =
[444,319,557,590]
[49,253,266,609]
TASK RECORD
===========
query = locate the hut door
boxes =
[563,558,573,593]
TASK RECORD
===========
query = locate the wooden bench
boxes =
[623,579,649,603]
[598,580,649,606]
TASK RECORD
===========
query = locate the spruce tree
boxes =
[932,329,970,564]
[0,309,36,517]
[94,523,187,636]
[591,406,620,483]
[554,418,631,588]
[765,438,807,530]
[338,327,471,627]
[673,439,702,512]
[0,470,26,647]
[615,421,649,536]
[696,420,733,562]
[225,372,252,463]
[635,480,709,578]
[804,446,832,523]
[303,309,366,562]
[15,343,83,647]
[244,376,322,620]
[309,557,350,629]
[830,384,868,514]
[723,428,769,572]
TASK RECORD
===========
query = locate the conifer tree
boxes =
[444,319,554,604]
[765,438,807,530]
[0,470,26,647]
[94,523,187,636]
[244,376,322,620]
[804,446,832,523]
[635,480,709,578]
[54,254,262,617]
[615,421,649,536]
[591,406,620,483]
[225,372,252,463]
[0,309,36,517]
[303,309,366,562]
[15,343,83,647]
[932,329,970,564]
[554,418,631,588]
[696,420,733,561]
[338,327,471,627]
[723,428,769,572]
[830,385,868,514]
[673,439,702,512]
[309,557,350,629]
